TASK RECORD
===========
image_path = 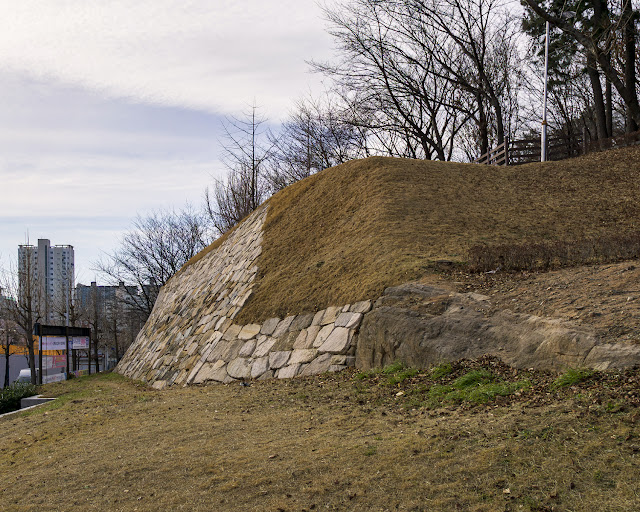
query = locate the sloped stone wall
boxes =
[116,206,370,389]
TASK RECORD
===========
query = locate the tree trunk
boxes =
[477,93,489,158]
[489,94,505,146]
[28,343,36,385]
[605,77,612,137]
[93,332,100,373]
[114,317,120,362]
[623,0,639,133]
[521,0,640,130]
[586,53,608,141]
[4,334,10,388]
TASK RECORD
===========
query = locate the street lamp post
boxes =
[541,21,550,162]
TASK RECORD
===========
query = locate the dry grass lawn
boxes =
[225,147,640,323]
[2,364,639,511]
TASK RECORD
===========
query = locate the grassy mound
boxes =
[193,146,640,323]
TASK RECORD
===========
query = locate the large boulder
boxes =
[356,283,640,371]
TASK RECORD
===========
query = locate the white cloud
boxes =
[0,0,334,117]
[0,0,338,280]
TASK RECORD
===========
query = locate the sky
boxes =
[0,0,335,284]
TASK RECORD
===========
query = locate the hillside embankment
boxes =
[117,146,640,387]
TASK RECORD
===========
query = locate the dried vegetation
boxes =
[225,146,640,323]
[2,364,639,511]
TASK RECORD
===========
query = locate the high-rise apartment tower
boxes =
[18,239,74,325]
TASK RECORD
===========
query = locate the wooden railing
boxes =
[585,129,640,153]
[474,137,509,165]
[475,128,640,166]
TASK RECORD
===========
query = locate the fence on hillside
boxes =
[475,128,640,166]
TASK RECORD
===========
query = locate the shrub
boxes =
[0,382,38,414]
[468,231,640,272]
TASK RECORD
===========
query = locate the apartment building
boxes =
[18,239,74,325]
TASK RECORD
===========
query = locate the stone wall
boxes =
[116,206,370,389]
[117,205,640,389]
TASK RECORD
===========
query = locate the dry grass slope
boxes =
[2,368,639,511]
[185,147,640,324]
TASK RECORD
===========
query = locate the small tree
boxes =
[267,93,368,191]
[1,256,43,385]
[1,295,21,388]
[96,204,212,319]
[205,103,274,234]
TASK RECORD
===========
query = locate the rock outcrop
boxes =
[356,283,640,371]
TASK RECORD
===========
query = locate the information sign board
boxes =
[72,336,90,350]
[41,336,67,351]
[42,373,66,384]
[44,355,67,369]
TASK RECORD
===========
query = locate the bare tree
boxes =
[205,103,274,233]
[522,0,640,129]
[314,0,523,161]
[1,293,21,388]
[267,93,368,190]
[96,204,212,318]
[1,257,42,384]
[313,0,471,160]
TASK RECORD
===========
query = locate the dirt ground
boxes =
[1,362,639,512]
[450,259,640,344]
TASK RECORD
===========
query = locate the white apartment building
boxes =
[18,239,75,325]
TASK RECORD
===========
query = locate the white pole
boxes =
[541,20,550,162]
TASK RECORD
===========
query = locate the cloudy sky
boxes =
[0,0,335,283]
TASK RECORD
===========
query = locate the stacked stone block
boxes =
[116,205,370,389]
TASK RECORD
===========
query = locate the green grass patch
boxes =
[430,362,453,379]
[551,368,594,391]
[355,361,419,385]
[354,364,531,409]
[453,369,494,388]
[424,379,530,408]
[381,361,405,375]
[421,368,530,408]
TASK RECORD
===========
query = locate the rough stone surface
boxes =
[251,356,269,379]
[289,349,318,364]
[335,312,363,328]
[293,330,310,349]
[277,364,301,379]
[321,306,341,325]
[253,337,276,358]
[289,313,314,332]
[357,283,640,371]
[351,301,372,314]
[238,324,261,340]
[318,327,352,354]
[227,358,252,380]
[313,325,334,348]
[299,353,332,376]
[239,340,256,358]
[269,351,291,369]
[260,317,281,336]
[115,204,364,387]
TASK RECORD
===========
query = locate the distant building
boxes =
[18,239,74,325]
[75,281,139,317]
[75,281,144,362]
